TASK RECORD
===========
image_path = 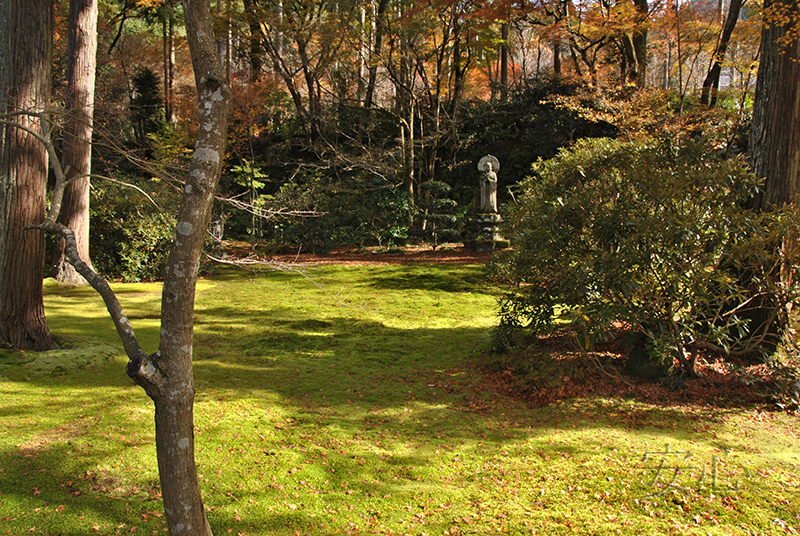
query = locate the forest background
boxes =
[21,0,777,282]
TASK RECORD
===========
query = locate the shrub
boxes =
[490,136,800,376]
[90,178,179,282]
[411,181,460,249]
[275,174,410,252]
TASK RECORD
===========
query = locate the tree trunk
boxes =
[553,37,561,75]
[163,1,176,123]
[632,0,648,88]
[52,0,98,286]
[361,0,389,138]
[500,22,509,100]
[128,1,230,533]
[0,0,57,350]
[748,0,800,209]
[243,0,264,81]
[700,0,744,107]
[740,0,800,357]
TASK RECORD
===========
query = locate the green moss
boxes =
[0,264,796,535]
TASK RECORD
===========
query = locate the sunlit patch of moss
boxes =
[0,264,796,535]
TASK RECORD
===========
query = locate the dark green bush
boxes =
[490,136,800,376]
[411,181,460,249]
[274,174,410,252]
[90,178,178,282]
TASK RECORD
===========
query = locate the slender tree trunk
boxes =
[553,37,561,75]
[632,0,648,88]
[748,0,800,208]
[5,0,225,531]
[52,0,98,285]
[360,0,389,138]
[243,0,264,81]
[127,1,230,534]
[500,22,509,100]
[0,0,57,350]
[700,0,744,107]
[449,20,467,117]
[164,1,176,123]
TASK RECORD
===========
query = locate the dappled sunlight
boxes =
[3,264,799,535]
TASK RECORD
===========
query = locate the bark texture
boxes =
[0,0,56,350]
[53,0,98,285]
[125,1,230,534]
[748,0,800,208]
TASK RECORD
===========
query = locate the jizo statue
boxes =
[478,155,500,213]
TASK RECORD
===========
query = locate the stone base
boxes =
[476,212,504,243]
[466,238,510,252]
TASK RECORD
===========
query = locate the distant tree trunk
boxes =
[748,0,800,208]
[620,0,648,87]
[700,0,744,107]
[360,0,389,138]
[449,19,468,117]
[500,22,509,100]
[632,0,648,88]
[52,0,98,285]
[553,36,561,75]
[0,0,57,350]
[162,1,176,122]
[243,0,264,81]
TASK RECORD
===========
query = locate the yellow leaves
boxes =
[136,0,165,9]
[763,0,800,51]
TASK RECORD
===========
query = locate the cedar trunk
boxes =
[748,0,800,208]
[0,0,56,350]
[740,0,800,356]
[53,0,98,285]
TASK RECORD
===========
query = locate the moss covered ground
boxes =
[0,263,797,535]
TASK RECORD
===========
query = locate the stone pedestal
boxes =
[475,213,503,252]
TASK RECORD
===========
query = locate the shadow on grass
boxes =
[0,413,166,535]
[14,266,778,534]
[364,264,498,295]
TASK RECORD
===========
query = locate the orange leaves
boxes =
[763,0,800,51]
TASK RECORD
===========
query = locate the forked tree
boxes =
[3,0,230,533]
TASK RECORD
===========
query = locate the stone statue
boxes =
[478,155,500,213]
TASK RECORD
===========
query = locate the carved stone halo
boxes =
[478,154,500,173]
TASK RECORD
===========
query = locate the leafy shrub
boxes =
[90,178,178,282]
[275,174,410,252]
[490,136,800,376]
[411,181,460,249]
[130,67,164,145]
